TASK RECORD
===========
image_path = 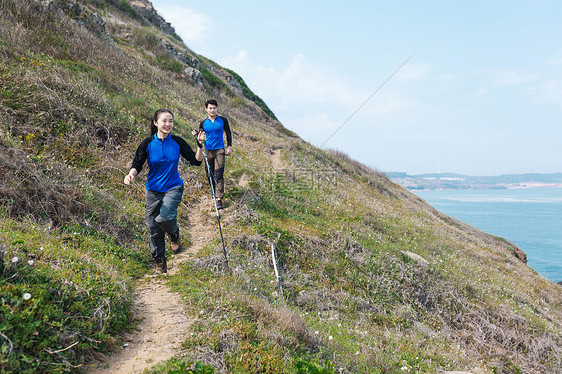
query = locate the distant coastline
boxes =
[504,182,562,189]
[385,172,562,191]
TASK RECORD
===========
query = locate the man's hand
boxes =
[225,146,232,156]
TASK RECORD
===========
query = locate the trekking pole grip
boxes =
[191,129,205,146]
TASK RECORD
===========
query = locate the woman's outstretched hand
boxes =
[124,169,137,185]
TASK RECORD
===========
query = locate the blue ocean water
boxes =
[413,187,562,283]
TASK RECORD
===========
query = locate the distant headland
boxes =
[385,172,562,190]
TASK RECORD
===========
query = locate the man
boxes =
[198,99,232,209]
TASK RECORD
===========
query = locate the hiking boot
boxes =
[154,257,167,274]
[168,230,182,254]
[216,198,224,210]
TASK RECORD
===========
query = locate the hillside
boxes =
[1,1,562,373]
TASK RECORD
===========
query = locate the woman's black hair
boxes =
[150,109,174,135]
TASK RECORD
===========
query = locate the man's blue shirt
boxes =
[200,116,231,150]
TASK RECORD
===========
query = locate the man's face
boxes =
[206,104,218,118]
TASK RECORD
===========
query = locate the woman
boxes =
[124,109,206,274]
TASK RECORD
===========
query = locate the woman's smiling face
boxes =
[154,111,174,137]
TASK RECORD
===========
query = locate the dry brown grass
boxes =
[0,141,86,225]
[249,298,317,351]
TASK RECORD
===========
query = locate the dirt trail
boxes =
[270,148,282,170]
[89,197,215,373]
[237,149,281,189]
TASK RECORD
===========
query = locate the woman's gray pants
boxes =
[145,185,184,260]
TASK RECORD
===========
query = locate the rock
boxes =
[413,321,436,337]
[192,58,202,69]
[184,67,203,85]
[38,0,106,35]
[401,251,429,266]
[161,40,175,55]
[511,245,527,263]
[91,350,109,363]
[87,12,106,35]
[160,40,192,66]
[130,0,176,35]
[226,74,243,92]
[177,53,191,66]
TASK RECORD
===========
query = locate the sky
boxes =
[150,0,562,176]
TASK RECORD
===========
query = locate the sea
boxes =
[413,187,562,283]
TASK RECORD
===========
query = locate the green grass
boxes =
[0,217,145,372]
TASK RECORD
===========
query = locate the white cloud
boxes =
[221,52,360,110]
[268,19,285,27]
[543,51,562,66]
[220,51,404,113]
[490,70,540,87]
[156,6,212,43]
[370,94,412,115]
[233,50,249,63]
[437,73,461,82]
[395,63,432,81]
[535,78,562,106]
[471,62,562,107]
[219,50,416,145]
[472,69,541,97]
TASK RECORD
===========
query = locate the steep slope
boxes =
[1,1,561,373]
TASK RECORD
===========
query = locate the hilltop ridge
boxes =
[1,1,561,373]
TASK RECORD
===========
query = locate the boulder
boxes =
[401,251,429,266]
[184,67,203,86]
[226,75,243,92]
[130,0,176,35]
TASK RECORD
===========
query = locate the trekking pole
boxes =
[194,130,229,271]
[270,238,283,296]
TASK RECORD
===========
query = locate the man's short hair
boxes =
[205,99,218,108]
